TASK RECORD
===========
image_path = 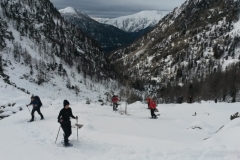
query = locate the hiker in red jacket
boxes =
[149,99,157,118]
[112,95,119,111]
[146,96,152,109]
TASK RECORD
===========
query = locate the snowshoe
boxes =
[64,143,73,147]
[61,140,70,144]
[28,119,34,122]
[40,117,44,120]
[150,117,158,119]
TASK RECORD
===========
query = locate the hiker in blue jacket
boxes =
[27,96,44,122]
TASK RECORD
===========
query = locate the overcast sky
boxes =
[50,0,186,18]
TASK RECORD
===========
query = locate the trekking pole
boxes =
[125,102,127,115]
[76,117,78,141]
[26,105,31,115]
[55,125,61,144]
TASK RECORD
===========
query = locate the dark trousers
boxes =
[61,121,72,144]
[31,107,44,120]
[150,108,156,118]
[113,103,118,111]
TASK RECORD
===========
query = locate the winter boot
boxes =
[64,142,73,147]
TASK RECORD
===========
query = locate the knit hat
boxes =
[31,95,35,99]
[63,100,70,107]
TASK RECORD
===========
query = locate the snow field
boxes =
[1,93,240,160]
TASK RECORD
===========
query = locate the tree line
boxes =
[157,63,240,103]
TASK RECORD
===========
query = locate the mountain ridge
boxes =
[98,10,169,32]
[59,7,139,53]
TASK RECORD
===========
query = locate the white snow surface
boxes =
[1,82,240,159]
[98,10,169,32]
[59,7,90,19]
[59,7,78,15]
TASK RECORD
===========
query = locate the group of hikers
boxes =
[111,95,158,119]
[26,96,77,147]
[26,94,158,147]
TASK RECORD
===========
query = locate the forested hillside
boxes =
[109,0,240,103]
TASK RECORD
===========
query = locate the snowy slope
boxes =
[59,7,79,15]
[59,7,92,20]
[0,22,112,103]
[0,85,240,160]
[1,52,114,102]
[98,10,169,32]
[108,0,240,98]
[0,79,29,119]
[0,0,117,105]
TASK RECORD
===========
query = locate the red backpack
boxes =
[112,96,118,103]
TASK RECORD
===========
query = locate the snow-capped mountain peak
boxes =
[59,7,138,53]
[59,7,78,15]
[59,7,91,20]
[98,10,169,32]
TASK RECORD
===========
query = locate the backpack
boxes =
[112,96,118,103]
[111,96,115,102]
[35,96,42,107]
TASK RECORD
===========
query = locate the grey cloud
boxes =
[50,0,186,18]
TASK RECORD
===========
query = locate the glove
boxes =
[76,116,78,119]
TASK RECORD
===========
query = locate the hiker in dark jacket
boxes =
[58,100,78,146]
[27,96,44,122]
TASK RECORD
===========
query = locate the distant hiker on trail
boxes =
[149,99,157,119]
[58,100,78,147]
[26,95,44,122]
[146,96,152,109]
[177,96,183,104]
[112,95,119,111]
[188,96,193,104]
